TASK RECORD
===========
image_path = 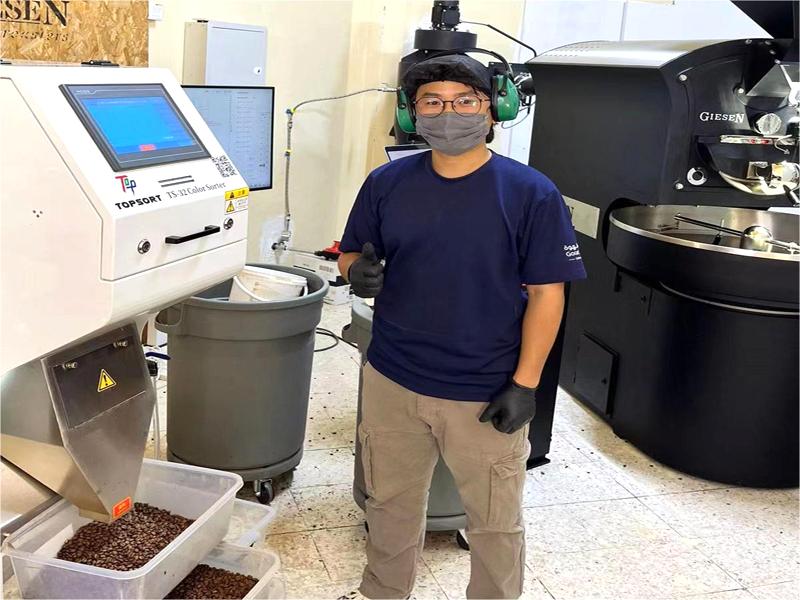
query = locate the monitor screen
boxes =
[61,84,209,171]
[385,144,429,162]
[183,86,274,190]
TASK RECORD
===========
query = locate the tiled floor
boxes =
[251,304,799,600]
[3,303,797,600]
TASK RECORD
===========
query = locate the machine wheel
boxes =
[256,480,274,504]
[456,530,469,551]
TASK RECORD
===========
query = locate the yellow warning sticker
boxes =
[224,187,249,214]
[225,187,249,200]
[97,369,117,392]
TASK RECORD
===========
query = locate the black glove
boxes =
[479,379,537,434]
[348,242,384,298]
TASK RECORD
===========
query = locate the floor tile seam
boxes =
[290,481,357,494]
[307,526,336,583]
[524,566,557,600]
[268,521,366,537]
[745,579,798,590]
[630,484,747,500]
[425,567,462,600]
[673,582,755,598]
[522,493,683,517]
[690,540,794,590]
[524,534,701,557]
[630,495,689,541]
[291,480,358,491]
[523,532,776,564]
[542,570,745,600]
[302,443,356,451]
[601,466,736,498]
[521,493,635,510]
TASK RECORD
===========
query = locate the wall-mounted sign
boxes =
[0,1,148,66]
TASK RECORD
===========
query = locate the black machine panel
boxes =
[573,334,617,417]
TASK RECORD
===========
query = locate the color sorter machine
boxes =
[0,63,249,546]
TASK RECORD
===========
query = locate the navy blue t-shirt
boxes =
[340,151,586,401]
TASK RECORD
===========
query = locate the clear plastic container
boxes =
[3,459,242,599]
[224,500,276,548]
[190,542,284,600]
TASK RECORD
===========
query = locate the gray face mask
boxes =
[416,113,490,156]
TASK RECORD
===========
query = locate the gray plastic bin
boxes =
[342,299,467,535]
[156,265,328,504]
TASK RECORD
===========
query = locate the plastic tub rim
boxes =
[183,264,330,312]
[2,459,243,581]
[202,542,282,600]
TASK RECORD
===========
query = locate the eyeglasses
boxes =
[414,95,489,117]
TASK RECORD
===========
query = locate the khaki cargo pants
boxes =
[358,363,530,600]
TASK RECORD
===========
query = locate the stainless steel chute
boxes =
[1,325,155,523]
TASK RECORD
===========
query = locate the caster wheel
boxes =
[456,530,469,551]
[256,480,274,504]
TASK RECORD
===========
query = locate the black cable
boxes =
[314,329,339,352]
[314,327,359,352]
[460,20,537,57]
[501,103,534,129]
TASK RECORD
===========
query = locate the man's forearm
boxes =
[338,252,361,282]
[513,283,565,388]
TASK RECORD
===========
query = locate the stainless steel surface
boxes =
[719,161,800,196]
[687,168,708,186]
[531,40,716,68]
[610,205,800,262]
[755,113,782,136]
[563,195,600,239]
[0,324,155,522]
[719,135,796,146]
[661,283,800,316]
[740,225,774,251]
[672,214,798,253]
[1,460,59,534]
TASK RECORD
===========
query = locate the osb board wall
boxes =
[0,1,148,65]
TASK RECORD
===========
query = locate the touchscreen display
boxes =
[62,83,209,171]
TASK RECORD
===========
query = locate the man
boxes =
[338,54,586,600]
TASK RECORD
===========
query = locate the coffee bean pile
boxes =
[165,564,259,599]
[56,503,194,571]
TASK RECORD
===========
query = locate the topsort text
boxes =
[115,194,162,210]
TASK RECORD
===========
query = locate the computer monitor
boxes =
[385,144,429,162]
[183,85,274,190]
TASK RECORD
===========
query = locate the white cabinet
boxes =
[183,20,267,86]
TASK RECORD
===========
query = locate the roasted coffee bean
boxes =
[56,503,194,571]
[165,564,259,599]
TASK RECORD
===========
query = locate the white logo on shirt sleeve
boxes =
[563,243,582,261]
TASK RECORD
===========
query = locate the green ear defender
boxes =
[490,73,520,122]
[396,89,417,134]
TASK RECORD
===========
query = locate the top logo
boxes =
[115,175,137,195]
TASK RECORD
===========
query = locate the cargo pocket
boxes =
[488,449,527,529]
[359,425,375,496]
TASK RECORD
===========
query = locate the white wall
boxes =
[149,0,354,262]
[507,0,771,164]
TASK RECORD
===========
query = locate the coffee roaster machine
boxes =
[527,1,799,487]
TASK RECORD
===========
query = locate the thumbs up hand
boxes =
[347,242,384,298]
